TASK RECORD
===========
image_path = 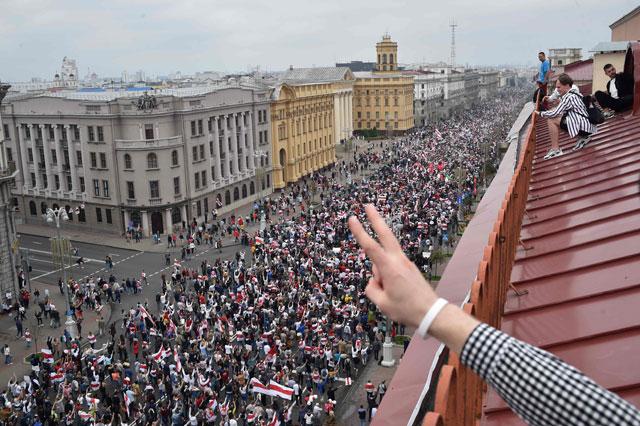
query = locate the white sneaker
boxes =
[543,149,556,160]
[544,149,563,160]
[573,135,592,151]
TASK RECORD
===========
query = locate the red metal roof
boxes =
[482,111,640,425]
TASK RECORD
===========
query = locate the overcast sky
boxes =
[0,0,637,81]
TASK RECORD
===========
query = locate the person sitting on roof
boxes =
[349,204,640,426]
[594,63,634,116]
[535,73,597,160]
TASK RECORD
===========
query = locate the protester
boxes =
[536,73,597,159]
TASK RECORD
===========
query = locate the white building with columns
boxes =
[0,85,273,236]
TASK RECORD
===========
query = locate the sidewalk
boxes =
[0,280,111,384]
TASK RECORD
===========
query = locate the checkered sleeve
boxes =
[460,323,640,426]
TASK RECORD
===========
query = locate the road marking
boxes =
[22,248,102,263]
[32,241,43,245]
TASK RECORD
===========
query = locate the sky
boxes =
[0,0,637,82]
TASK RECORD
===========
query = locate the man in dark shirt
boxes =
[594,63,634,112]
[358,405,367,426]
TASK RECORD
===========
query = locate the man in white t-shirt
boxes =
[594,63,634,113]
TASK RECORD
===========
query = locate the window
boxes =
[192,146,198,161]
[194,172,200,189]
[79,177,85,193]
[173,177,180,195]
[97,126,104,142]
[127,181,135,199]
[204,197,208,214]
[5,148,12,163]
[2,124,9,139]
[149,180,160,199]
[78,208,86,222]
[29,201,37,216]
[93,179,100,196]
[196,200,202,217]
[30,173,36,187]
[66,175,72,190]
[198,119,203,135]
[27,148,33,163]
[90,152,97,168]
[124,153,132,169]
[147,153,158,169]
[54,175,60,190]
[199,144,205,160]
[25,126,31,139]
[76,150,82,166]
[105,209,112,224]
[171,150,179,166]
[99,153,107,168]
[144,124,154,140]
[201,170,207,187]
[190,120,197,136]
[233,187,239,201]
[88,126,95,142]
[96,207,102,223]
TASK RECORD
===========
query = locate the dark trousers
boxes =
[594,91,633,112]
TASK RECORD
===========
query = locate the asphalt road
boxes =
[19,233,250,294]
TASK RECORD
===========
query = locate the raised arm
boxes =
[348,204,640,426]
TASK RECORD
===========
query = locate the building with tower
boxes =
[352,34,414,135]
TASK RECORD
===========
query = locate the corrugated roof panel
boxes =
[482,111,640,425]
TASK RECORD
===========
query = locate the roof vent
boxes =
[289,65,294,70]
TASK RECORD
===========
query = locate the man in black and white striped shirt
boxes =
[349,205,640,426]
[535,73,597,160]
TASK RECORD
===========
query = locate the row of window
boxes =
[90,152,108,169]
[357,111,399,120]
[27,201,112,224]
[29,173,83,192]
[357,121,400,129]
[190,111,267,138]
[355,97,400,107]
[93,179,110,198]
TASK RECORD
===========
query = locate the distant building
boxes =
[478,70,500,100]
[1,85,273,236]
[336,61,376,72]
[548,48,582,73]
[269,67,354,189]
[352,34,415,134]
[0,83,19,299]
[610,5,640,41]
[590,41,630,92]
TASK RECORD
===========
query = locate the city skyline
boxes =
[2,0,637,82]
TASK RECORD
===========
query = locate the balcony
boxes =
[114,136,183,151]
[149,198,163,206]
[126,198,137,205]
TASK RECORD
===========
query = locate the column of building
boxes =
[212,116,222,181]
[29,125,43,190]
[39,125,53,191]
[17,126,30,190]
[246,111,255,170]
[229,114,239,179]
[165,208,172,234]
[53,125,65,192]
[222,116,231,180]
[239,112,246,173]
[65,125,78,192]
[78,126,88,195]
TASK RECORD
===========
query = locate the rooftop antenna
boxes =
[449,19,457,68]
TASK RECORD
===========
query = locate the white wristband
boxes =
[417,298,448,339]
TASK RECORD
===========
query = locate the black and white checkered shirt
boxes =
[460,323,640,426]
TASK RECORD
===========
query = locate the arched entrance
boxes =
[279,148,287,184]
[151,211,164,234]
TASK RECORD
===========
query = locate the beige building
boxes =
[270,67,354,189]
[0,85,273,236]
[610,5,640,42]
[353,34,414,134]
[590,41,630,92]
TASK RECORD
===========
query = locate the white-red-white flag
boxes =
[269,380,294,400]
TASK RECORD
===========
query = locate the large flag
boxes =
[50,372,64,382]
[269,380,294,400]
[250,377,273,397]
[123,391,131,416]
[139,305,156,327]
[152,344,169,363]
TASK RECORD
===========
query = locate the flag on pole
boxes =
[78,411,93,420]
[50,372,64,382]
[255,236,264,245]
[267,412,281,426]
[123,391,131,416]
[139,305,156,327]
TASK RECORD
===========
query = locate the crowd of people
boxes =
[0,87,528,425]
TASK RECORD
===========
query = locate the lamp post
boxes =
[381,215,397,367]
[45,205,77,338]
[253,150,268,232]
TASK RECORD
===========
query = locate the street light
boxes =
[253,150,268,232]
[44,203,83,339]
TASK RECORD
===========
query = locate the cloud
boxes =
[0,0,637,81]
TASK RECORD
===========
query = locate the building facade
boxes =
[478,70,500,100]
[270,67,354,189]
[0,83,19,298]
[610,5,640,42]
[353,34,414,134]
[0,85,273,236]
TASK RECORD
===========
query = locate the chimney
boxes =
[289,65,294,70]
